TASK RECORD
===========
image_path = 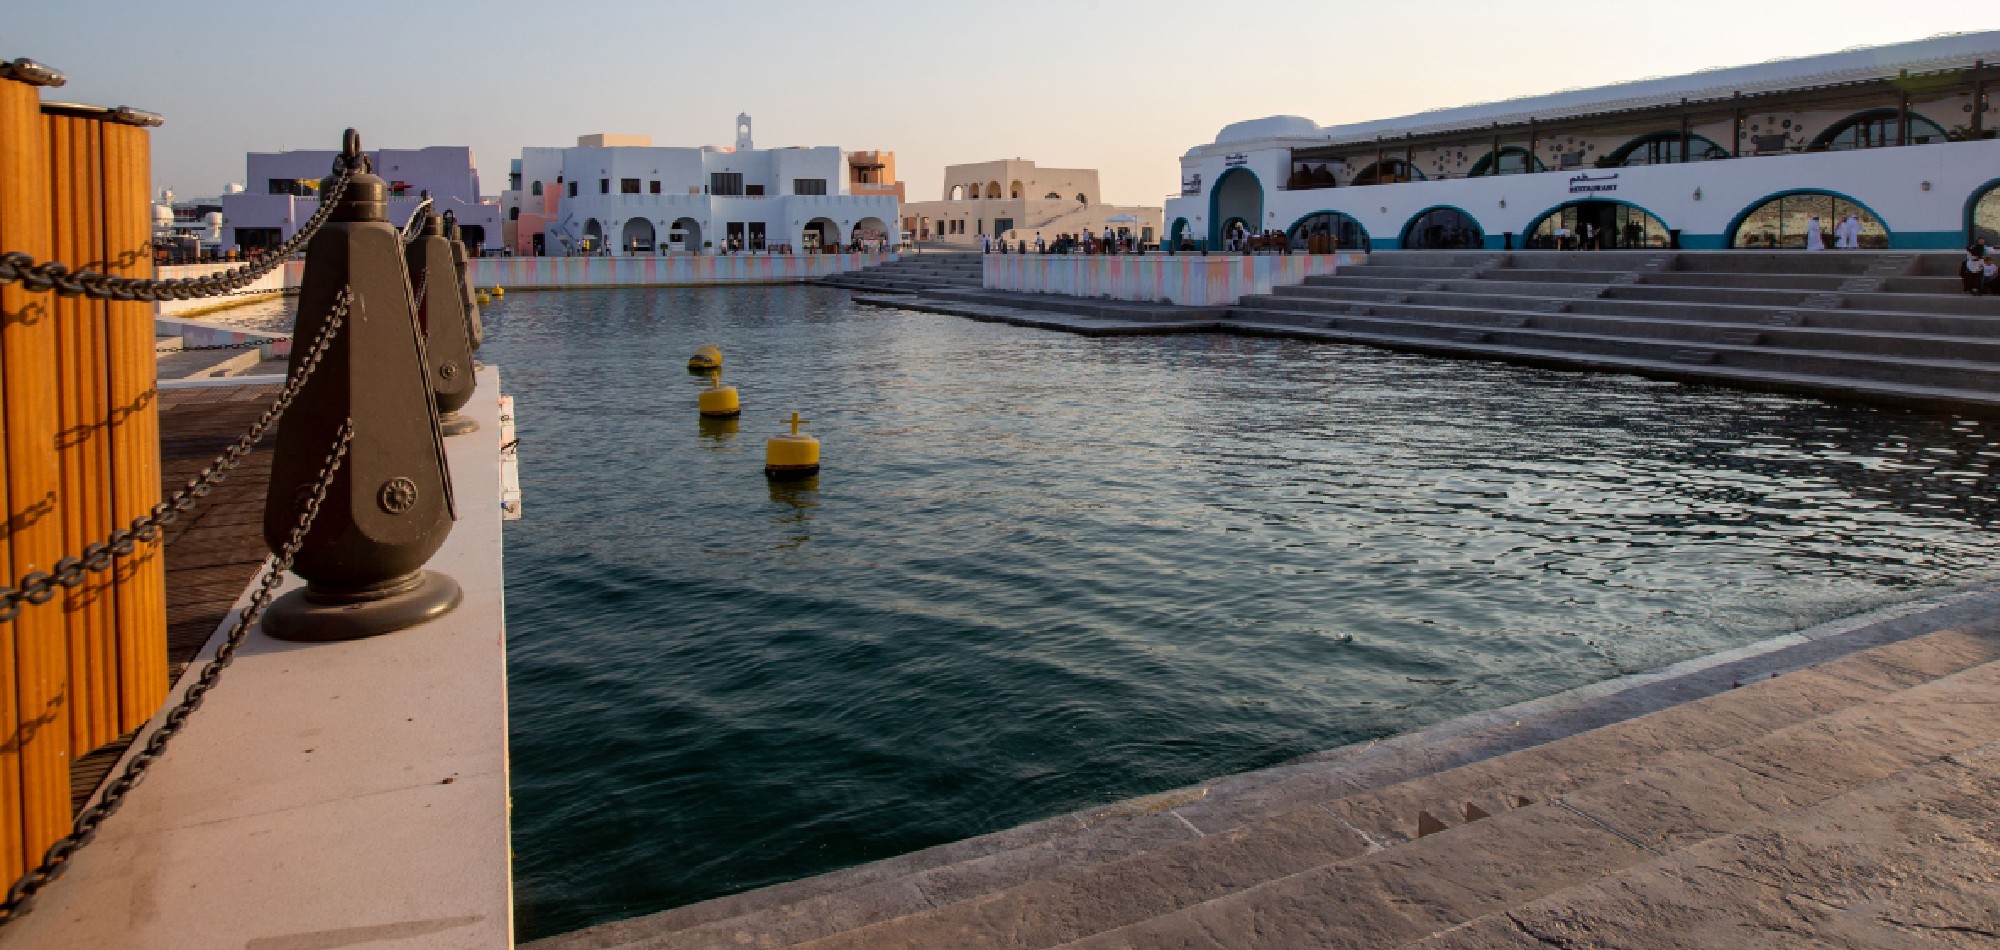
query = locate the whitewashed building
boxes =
[220,146,503,254]
[1166,32,2000,253]
[497,116,899,256]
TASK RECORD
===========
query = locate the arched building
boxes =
[1164,31,2000,251]
[901,159,1163,246]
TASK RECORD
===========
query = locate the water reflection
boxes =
[697,416,739,447]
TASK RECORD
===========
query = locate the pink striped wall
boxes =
[467,252,890,289]
[983,253,1363,306]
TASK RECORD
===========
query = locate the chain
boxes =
[399,195,434,246]
[0,158,353,302]
[156,338,287,353]
[0,419,352,926]
[0,288,348,623]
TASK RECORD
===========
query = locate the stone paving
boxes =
[532,587,2000,949]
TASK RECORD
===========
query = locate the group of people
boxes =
[1962,242,2000,294]
[1803,214,1868,250]
[977,228,1145,255]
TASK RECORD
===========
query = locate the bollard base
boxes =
[439,412,480,436]
[261,570,464,642]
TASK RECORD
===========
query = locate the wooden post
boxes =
[1899,89,1912,147]
[98,118,166,732]
[0,72,73,884]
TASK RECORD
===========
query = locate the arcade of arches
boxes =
[1732,192,1887,249]
[1528,201,1670,249]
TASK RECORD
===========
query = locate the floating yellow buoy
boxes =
[475,293,491,305]
[765,412,820,480]
[698,372,740,418]
[688,343,723,371]
[491,286,505,298]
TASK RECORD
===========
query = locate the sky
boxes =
[14,1,1999,207]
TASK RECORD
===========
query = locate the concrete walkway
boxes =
[531,585,2000,949]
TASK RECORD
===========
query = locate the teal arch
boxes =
[1167,216,1190,250]
[1351,159,1427,185]
[1284,209,1373,251]
[1808,107,1947,150]
[1722,188,1893,247]
[1605,130,1727,166]
[1522,198,1674,248]
[1963,178,2000,246]
[1398,204,1486,249]
[1208,167,1263,247]
[1469,146,1545,177]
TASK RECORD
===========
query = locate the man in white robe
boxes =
[1805,215,1825,250]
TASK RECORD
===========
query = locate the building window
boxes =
[1287,212,1370,251]
[710,172,744,196]
[746,184,765,196]
[568,181,578,197]
[532,181,543,196]
[794,178,827,195]
[1730,192,1887,248]
[649,181,661,194]
[621,178,641,194]
[600,179,610,194]
[509,172,522,190]
[1470,147,1544,177]
[509,207,520,221]
[1400,207,1483,249]
[1810,108,1948,151]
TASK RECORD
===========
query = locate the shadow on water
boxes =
[431,286,2000,940]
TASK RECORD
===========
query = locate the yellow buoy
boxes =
[491,286,505,298]
[698,372,740,418]
[475,293,491,305]
[765,412,820,480]
[688,343,722,372]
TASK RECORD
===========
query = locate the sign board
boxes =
[1568,172,1619,195]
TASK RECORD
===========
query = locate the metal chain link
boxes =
[0,158,353,302]
[155,338,287,354]
[399,195,434,246]
[0,288,349,623]
[0,418,353,926]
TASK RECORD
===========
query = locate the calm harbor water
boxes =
[212,286,2000,938]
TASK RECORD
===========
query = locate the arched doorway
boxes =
[984,182,1001,199]
[1010,180,1024,199]
[1351,159,1425,186]
[802,217,840,252]
[1208,167,1262,247]
[851,217,889,250]
[1728,191,1888,249]
[668,217,702,253]
[581,218,604,254]
[1527,200,1669,249]
[620,218,655,255]
[1810,108,1948,151]
[1400,207,1483,249]
[1967,180,2000,248]
[1287,211,1369,252]
[1168,217,1190,249]
[949,184,966,201]
[1606,131,1728,166]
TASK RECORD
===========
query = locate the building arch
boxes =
[949,184,966,201]
[1399,206,1484,249]
[802,216,840,251]
[1286,210,1370,251]
[1965,178,2000,248]
[1168,217,1190,249]
[1725,188,1891,249]
[984,181,1002,199]
[581,218,604,253]
[1605,131,1728,166]
[668,216,702,252]
[1351,159,1425,186]
[851,216,890,249]
[531,180,543,196]
[1469,146,1545,177]
[1044,191,1062,200]
[1010,180,1024,199]
[620,217,655,254]
[1207,167,1262,247]
[1524,199,1670,249]
[1809,107,1948,151]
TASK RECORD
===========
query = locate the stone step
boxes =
[1051,650,2000,950]
[786,629,2000,950]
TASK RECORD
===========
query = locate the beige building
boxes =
[902,159,1162,246]
[846,150,905,203]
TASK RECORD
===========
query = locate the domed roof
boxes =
[1215,115,1319,144]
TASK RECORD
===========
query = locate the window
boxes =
[509,207,520,221]
[1530,201,1671,249]
[1287,212,1369,251]
[531,181,543,196]
[1810,109,1948,151]
[746,184,765,196]
[568,181,577,197]
[266,178,315,196]
[794,179,828,195]
[600,179,610,194]
[1400,208,1483,249]
[621,179,641,194]
[1045,192,1061,200]
[1730,192,1887,248]
[649,181,661,194]
[1470,147,1543,176]
[710,172,744,196]
[508,173,522,190]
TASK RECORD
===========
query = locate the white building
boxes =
[1166,31,2000,253]
[498,115,899,256]
[220,146,503,254]
[900,159,1162,247]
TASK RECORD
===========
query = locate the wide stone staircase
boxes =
[528,596,2000,949]
[819,252,983,294]
[1231,250,2000,412]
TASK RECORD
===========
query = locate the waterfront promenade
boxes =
[532,584,2000,948]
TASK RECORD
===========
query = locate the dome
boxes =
[1215,115,1319,144]
[153,205,173,225]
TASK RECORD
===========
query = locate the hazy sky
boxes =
[15,1,1998,206]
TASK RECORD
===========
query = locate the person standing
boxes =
[1035,232,1046,254]
[1963,247,1985,294]
[1841,214,1862,249]
[979,232,991,254]
[1805,215,1824,251]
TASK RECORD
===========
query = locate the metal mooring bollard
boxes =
[445,211,483,349]
[261,130,462,642]
[409,207,478,435]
